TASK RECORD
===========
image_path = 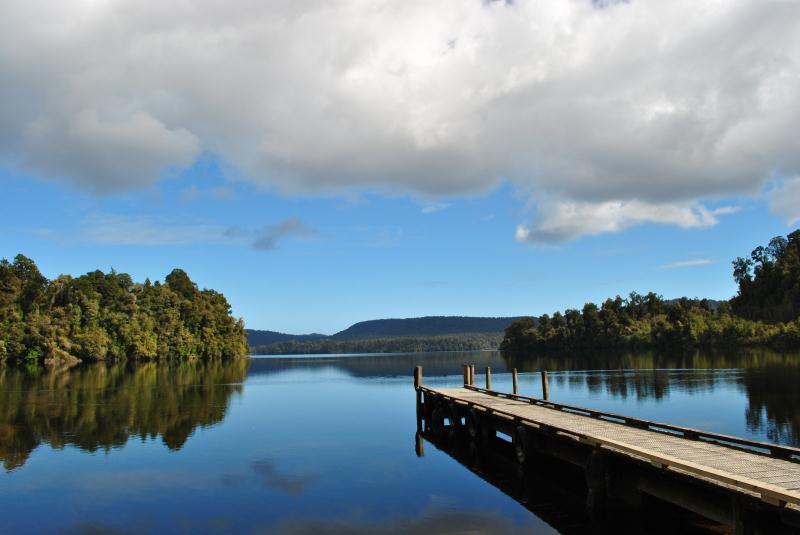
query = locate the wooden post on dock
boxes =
[463,364,469,386]
[485,367,492,390]
[469,365,475,386]
[541,370,550,400]
[512,368,519,395]
[414,366,423,431]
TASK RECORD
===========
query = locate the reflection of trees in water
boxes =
[504,350,742,402]
[0,359,249,471]
[504,348,800,446]
[740,360,800,446]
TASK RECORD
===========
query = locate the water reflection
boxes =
[744,363,800,445]
[0,358,249,471]
[502,349,800,445]
[2,350,800,534]
[251,348,800,446]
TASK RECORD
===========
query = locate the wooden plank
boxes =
[460,385,800,460]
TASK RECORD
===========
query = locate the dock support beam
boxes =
[414,366,423,431]
[541,370,550,400]
[585,450,607,519]
[512,368,519,395]
[485,367,492,390]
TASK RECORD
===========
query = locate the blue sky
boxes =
[1,154,793,334]
[1,1,799,333]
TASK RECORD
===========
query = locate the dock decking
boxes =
[426,385,800,506]
[414,366,800,532]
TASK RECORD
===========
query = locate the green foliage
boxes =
[501,230,800,356]
[731,230,800,323]
[252,333,504,355]
[501,293,800,355]
[0,255,248,362]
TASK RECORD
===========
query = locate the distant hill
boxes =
[247,316,526,354]
[331,316,525,340]
[246,329,326,347]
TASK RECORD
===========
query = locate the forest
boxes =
[501,230,800,355]
[0,255,248,362]
[250,332,504,355]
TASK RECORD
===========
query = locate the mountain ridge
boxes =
[246,315,525,347]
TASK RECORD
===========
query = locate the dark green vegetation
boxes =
[251,333,504,355]
[501,230,800,355]
[245,329,326,347]
[0,358,249,470]
[0,255,248,362]
[248,316,521,354]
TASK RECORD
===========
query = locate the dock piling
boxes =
[512,368,519,395]
[486,367,492,390]
[541,370,550,400]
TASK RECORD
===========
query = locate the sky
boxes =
[1,0,799,334]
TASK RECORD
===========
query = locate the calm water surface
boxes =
[1,349,799,534]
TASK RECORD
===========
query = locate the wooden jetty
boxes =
[414,365,800,534]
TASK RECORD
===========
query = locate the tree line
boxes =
[501,230,800,355]
[251,333,504,355]
[0,255,248,362]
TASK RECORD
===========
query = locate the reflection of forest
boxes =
[743,363,800,445]
[249,349,800,447]
[505,348,800,447]
[0,359,249,471]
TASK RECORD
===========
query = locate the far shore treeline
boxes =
[501,230,800,355]
[0,255,248,363]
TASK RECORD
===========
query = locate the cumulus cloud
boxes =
[768,176,800,225]
[515,199,721,244]
[2,0,799,239]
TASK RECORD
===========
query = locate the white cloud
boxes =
[421,203,451,214]
[515,199,719,244]
[711,206,741,216]
[39,213,315,251]
[659,259,713,269]
[767,176,800,225]
[1,0,799,239]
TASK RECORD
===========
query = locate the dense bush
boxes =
[0,255,248,362]
[252,333,504,355]
[501,230,800,355]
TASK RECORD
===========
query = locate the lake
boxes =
[1,349,799,534]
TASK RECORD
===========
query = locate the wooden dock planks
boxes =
[424,385,800,507]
